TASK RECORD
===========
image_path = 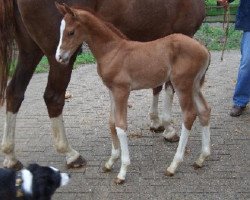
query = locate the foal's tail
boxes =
[200,50,211,87]
[0,0,15,106]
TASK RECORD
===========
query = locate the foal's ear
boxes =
[63,3,78,18]
[55,2,67,16]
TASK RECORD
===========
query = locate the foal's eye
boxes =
[68,31,74,36]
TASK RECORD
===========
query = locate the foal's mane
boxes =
[104,21,128,40]
[72,6,128,40]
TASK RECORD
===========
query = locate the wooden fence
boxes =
[205,5,238,23]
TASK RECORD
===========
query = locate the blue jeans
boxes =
[233,31,250,107]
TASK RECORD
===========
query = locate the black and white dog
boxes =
[0,163,70,200]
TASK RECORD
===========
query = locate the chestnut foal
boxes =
[55,4,211,184]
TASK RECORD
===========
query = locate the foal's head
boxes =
[55,3,86,64]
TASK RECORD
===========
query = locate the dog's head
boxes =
[21,163,70,199]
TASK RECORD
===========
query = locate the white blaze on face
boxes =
[56,19,67,62]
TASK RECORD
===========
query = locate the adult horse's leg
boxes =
[44,55,86,169]
[2,44,43,169]
[103,91,120,172]
[162,83,179,142]
[149,86,164,132]
[149,83,179,142]
[111,87,130,184]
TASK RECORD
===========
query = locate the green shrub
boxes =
[195,23,242,50]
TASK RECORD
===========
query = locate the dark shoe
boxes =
[230,105,246,117]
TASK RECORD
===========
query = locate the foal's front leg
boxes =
[103,91,120,172]
[112,88,130,184]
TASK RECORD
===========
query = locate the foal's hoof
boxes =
[150,126,165,133]
[164,134,180,143]
[5,160,24,171]
[66,155,87,169]
[193,162,203,170]
[165,170,174,177]
[102,165,112,173]
[114,177,125,185]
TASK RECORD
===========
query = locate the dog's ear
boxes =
[27,163,40,172]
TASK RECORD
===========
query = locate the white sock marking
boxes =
[162,86,176,138]
[167,124,190,173]
[2,112,17,167]
[195,124,211,166]
[149,93,161,128]
[51,115,79,164]
[116,127,130,180]
[2,112,17,147]
[150,93,159,115]
[105,143,120,169]
[162,86,173,123]
[202,125,211,156]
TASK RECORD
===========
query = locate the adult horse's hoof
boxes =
[4,160,24,171]
[165,170,174,177]
[150,126,165,133]
[114,177,125,185]
[102,165,112,173]
[66,155,87,169]
[164,134,180,143]
[193,162,203,170]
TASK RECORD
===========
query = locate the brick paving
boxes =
[0,51,249,200]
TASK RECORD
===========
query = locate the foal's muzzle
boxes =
[55,49,70,65]
[56,54,69,64]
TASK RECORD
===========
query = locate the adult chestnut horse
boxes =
[0,0,205,170]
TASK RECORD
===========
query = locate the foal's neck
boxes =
[81,12,123,62]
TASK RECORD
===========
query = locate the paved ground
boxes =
[0,51,249,200]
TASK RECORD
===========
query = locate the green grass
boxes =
[195,23,242,50]
[9,51,96,76]
[73,52,95,68]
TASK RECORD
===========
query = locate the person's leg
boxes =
[230,31,250,116]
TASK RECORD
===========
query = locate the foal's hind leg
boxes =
[103,91,120,172]
[193,91,211,169]
[44,55,86,169]
[2,48,43,170]
[166,89,197,176]
[162,83,179,142]
[149,86,164,132]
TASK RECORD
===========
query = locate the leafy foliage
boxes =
[195,23,242,50]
